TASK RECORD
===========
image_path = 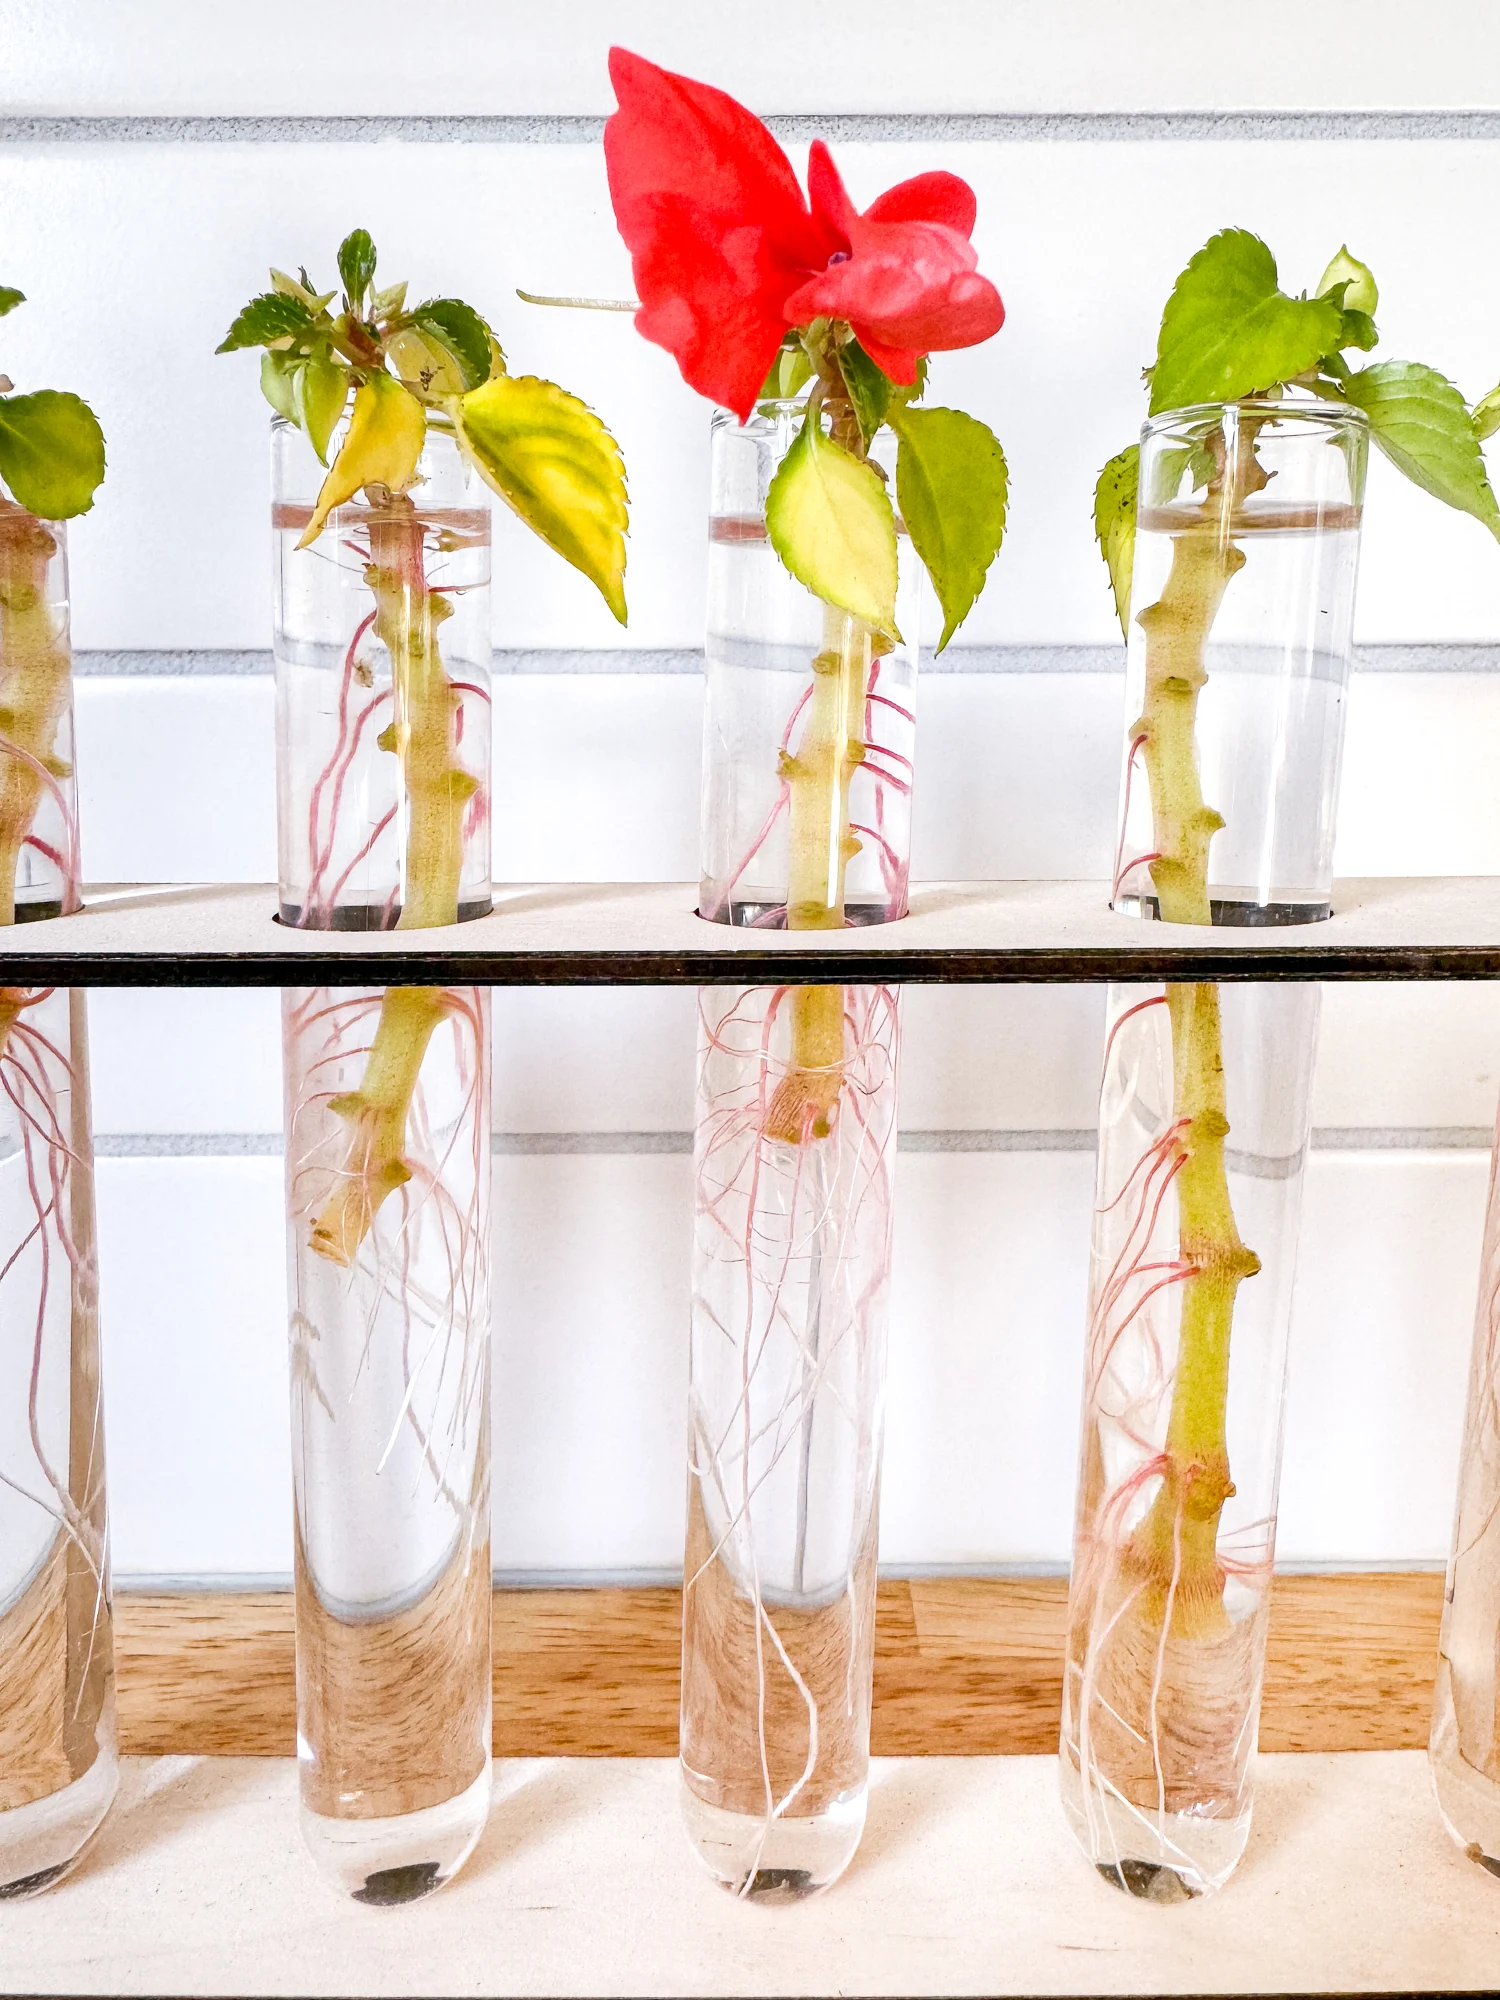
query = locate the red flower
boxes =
[604,49,836,422]
[785,143,1004,386]
[604,49,1003,420]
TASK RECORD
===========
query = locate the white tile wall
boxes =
[63,671,1500,890]
[8,1,1496,116]
[11,24,1500,1582]
[98,1144,1490,1578]
[4,137,1500,658]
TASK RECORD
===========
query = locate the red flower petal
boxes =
[806,140,857,242]
[865,170,977,238]
[783,216,1004,358]
[604,48,834,419]
[854,333,923,385]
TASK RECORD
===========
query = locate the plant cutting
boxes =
[1430,368,1500,1877]
[605,48,1007,1899]
[1067,228,1499,1901]
[0,284,115,1899]
[221,231,628,1901]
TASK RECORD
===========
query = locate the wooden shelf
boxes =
[6,1750,1496,1996]
[0,877,1497,985]
[113,1574,1442,1760]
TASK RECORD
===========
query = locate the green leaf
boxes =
[1316,245,1379,317]
[337,229,377,310]
[0,287,24,320]
[888,356,929,408]
[217,291,314,353]
[1474,379,1500,444]
[1344,359,1500,537]
[765,412,898,635]
[837,339,891,449]
[454,373,629,624]
[259,350,299,423]
[1149,228,1345,415]
[409,299,492,393]
[757,337,812,403]
[294,353,351,465]
[1094,445,1139,643]
[0,389,106,518]
[299,372,425,548]
[1336,307,1379,354]
[890,404,1007,651]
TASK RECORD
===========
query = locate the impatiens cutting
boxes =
[1063,227,1499,1902]
[604,50,1010,1901]
[222,230,629,1902]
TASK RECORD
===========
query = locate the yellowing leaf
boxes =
[294,353,351,465]
[1094,445,1139,641]
[765,413,898,636]
[298,372,425,548]
[389,326,469,399]
[454,373,628,623]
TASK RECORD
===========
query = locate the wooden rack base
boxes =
[115,1571,1442,1759]
[3,879,1500,983]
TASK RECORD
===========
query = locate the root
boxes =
[684,986,896,1855]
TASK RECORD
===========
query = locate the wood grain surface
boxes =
[113,1572,1445,1759]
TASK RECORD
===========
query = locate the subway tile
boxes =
[883,1153,1093,1566]
[98,1157,291,1577]
[87,988,284,1135]
[491,1153,689,1573]
[98,1145,1487,1579]
[12,4,1492,117]
[75,981,1500,1153]
[1278,1152,1487,1563]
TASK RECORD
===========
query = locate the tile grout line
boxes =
[93,1127,1496,1159]
[71,643,1500,678]
[8,110,1500,144]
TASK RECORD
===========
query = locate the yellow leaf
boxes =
[453,374,628,624]
[388,326,469,400]
[297,372,426,549]
[765,413,898,635]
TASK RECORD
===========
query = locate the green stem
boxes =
[767,592,873,1144]
[1127,447,1262,1630]
[310,482,475,1264]
[365,493,476,932]
[0,500,71,927]
[765,361,878,1145]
